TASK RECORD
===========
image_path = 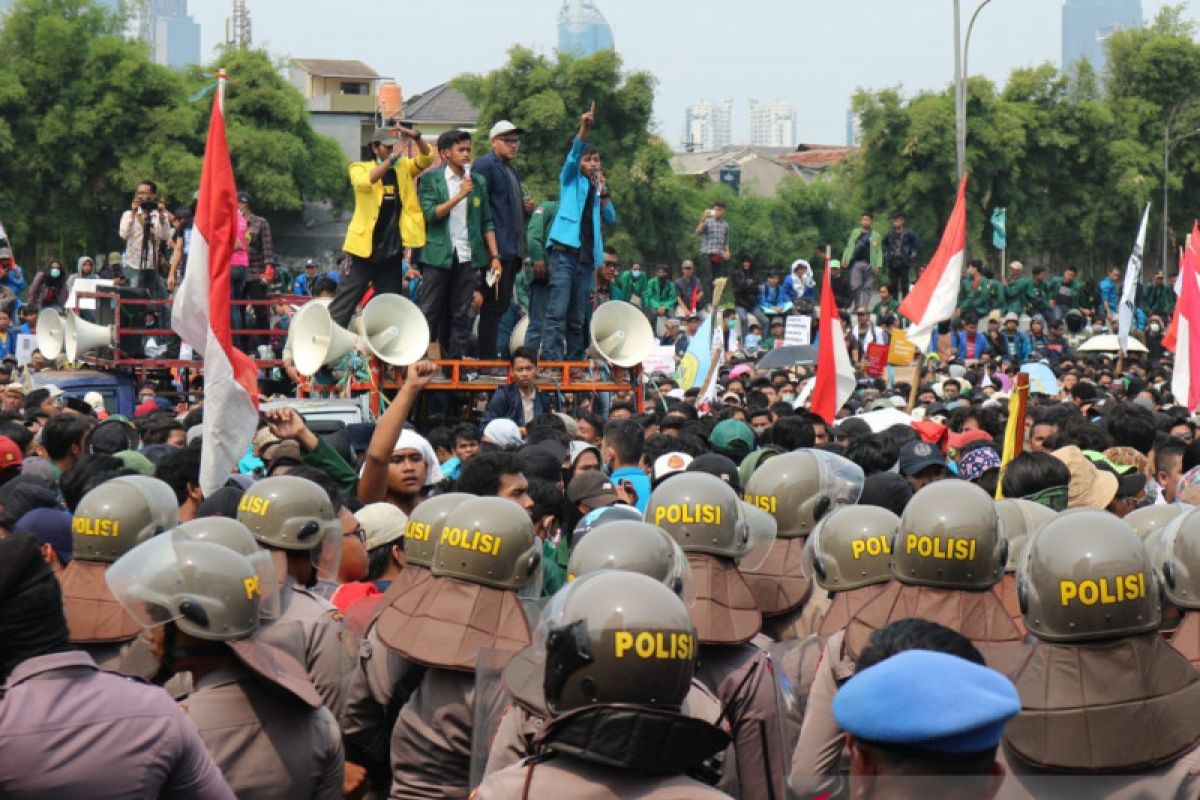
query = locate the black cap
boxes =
[897,440,946,476]
[237,191,252,204]
[686,453,742,494]
[859,472,914,516]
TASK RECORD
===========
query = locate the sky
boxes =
[189,0,1199,147]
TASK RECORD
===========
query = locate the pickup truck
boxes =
[32,369,137,416]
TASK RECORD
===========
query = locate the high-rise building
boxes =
[140,0,201,69]
[557,0,614,57]
[683,99,733,152]
[846,108,861,147]
[1062,0,1142,75]
[749,100,796,147]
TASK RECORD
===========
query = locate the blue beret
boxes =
[833,650,1020,754]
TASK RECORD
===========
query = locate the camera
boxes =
[140,200,157,214]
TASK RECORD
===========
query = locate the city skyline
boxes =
[557,0,614,57]
[175,1,1199,144]
[1062,0,1143,75]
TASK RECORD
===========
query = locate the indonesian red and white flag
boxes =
[809,258,855,424]
[1164,220,1200,352]
[900,176,968,352]
[1171,225,1200,412]
[171,72,259,496]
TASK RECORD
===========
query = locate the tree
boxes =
[0,0,197,266]
[186,48,348,217]
[455,46,694,263]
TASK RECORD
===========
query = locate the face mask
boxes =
[1150,324,1161,334]
[630,269,641,278]
[726,320,736,330]
[780,392,796,404]
[49,268,60,279]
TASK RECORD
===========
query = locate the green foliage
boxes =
[846,9,1200,275]
[0,0,345,268]
[455,47,855,268]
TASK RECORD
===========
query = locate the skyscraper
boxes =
[846,108,861,147]
[749,100,797,147]
[140,0,201,69]
[1062,0,1142,75]
[683,100,733,152]
[557,0,614,57]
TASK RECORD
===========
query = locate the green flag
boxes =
[991,207,1006,250]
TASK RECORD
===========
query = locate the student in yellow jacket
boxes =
[328,125,434,327]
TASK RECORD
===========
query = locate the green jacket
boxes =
[644,276,677,312]
[958,276,999,316]
[1030,278,1053,313]
[526,200,559,265]
[614,269,649,300]
[302,437,359,496]
[1141,282,1176,317]
[842,227,883,269]
[871,297,900,320]
[1004,277,1036,314]
[418,167,494,269]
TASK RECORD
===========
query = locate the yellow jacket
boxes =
[341,151,436,257]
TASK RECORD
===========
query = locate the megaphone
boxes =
[291,301,358,376]
[589,300,654,368]
[65,312,114,362]
[358,293,430,366]
[36,308,66,360]
[510,315,529,353]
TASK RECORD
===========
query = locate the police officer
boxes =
[1162,507,1200,668]
[994,498,1055,636]
[646,471,788,800]
[56,475,179,672]
[0,534,235,799]
[473,571,733,798]
[1003,509,1200,796]
[343,492,473,793]
[107,518,344,798]
[236,474,348,717]
[741,449,865,640]
[486,520,722,777]
[790,479,1024,798]
[808,504,898,639]
[378,496,540,798]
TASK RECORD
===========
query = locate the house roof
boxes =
[778,144,856,169]
[291,59,381,80]
[403,83,479,125]
[670,145,795,176]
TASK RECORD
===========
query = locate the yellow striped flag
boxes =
[995,372,1030,499]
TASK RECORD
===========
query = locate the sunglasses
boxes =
[498,136,521,145]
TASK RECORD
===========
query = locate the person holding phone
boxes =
[695,201,730,308]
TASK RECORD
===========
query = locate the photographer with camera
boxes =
[118,179,171,297]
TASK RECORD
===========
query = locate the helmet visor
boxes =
[737,501,778,571]
[810,449,866,512]
[311,524,343,582]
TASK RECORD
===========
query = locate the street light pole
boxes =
[1162,120,1200,275]
[954,0,963,181]
[955,0,993,183]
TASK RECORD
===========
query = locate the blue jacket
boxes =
[1099,277,1120,315]
[471,153,526,261]
[998,331,1031,363]
[950,330,989,359]
[548,138,617,265]
[758,281,796,309]
[482,382,555,427]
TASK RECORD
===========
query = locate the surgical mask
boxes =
[49,268,61,279]
[726,320,736,330]
[780,392,796,404]
[1149,323,1161,334]
[630,269,641,278]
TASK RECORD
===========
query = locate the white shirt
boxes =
[444,166,471,262]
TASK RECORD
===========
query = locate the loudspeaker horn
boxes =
[589,300,654,368]
[510,315,529,353]
[357,293,430,366]
[36,308,66,360]
[291,301,358,377]
[65,312,114,362]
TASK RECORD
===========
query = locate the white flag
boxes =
[1117,203,1150,355]
[0,220,7,241]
